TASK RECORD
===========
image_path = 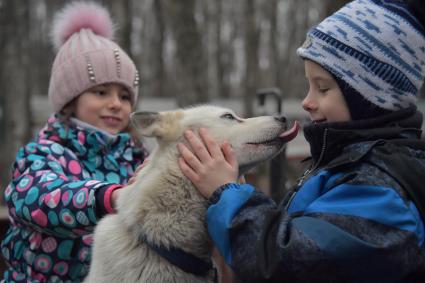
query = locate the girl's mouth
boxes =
[102,116,122,125]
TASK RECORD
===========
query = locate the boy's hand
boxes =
[178,128,239,199]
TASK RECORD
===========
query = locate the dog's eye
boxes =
[221,113,236,120]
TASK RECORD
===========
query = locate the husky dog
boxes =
[84,105,299,283]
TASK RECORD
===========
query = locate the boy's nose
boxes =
[301,94,315,112]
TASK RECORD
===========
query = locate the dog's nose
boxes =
[274,116,286,123]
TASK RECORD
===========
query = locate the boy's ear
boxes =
[130,111,162,137]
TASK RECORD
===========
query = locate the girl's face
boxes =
[302,60,351,124]
[74,83,132,134]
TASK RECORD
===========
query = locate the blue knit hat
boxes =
[297,0,425,116]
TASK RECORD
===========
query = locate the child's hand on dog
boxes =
[127,158,150,185]
[177,128,239,199]
[111,158,150,210]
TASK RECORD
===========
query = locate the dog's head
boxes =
[131,105,299,173]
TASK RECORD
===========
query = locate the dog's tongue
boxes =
[279,121,300,142]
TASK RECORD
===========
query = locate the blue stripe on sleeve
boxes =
[292,216,381,259]
[288,171,424,245]
[206,183,255,264]
[304,183,424,243]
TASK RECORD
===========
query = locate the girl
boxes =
[1,2,147,282]
[178,0,425,282]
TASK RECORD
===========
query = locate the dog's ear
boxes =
[130,111,162,137]
[131,111,183,141]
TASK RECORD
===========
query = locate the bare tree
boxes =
[243,0,260,117]
[151,0,166,97]
[323,0,351,16]
[267,0,279,87]
[0,0,32,192]
[214,0,233,98]
[103,0,133,57]
[164,0,208,106]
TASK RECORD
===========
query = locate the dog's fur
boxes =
[84,105,297,283]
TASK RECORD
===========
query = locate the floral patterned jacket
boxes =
[1,114,147,282]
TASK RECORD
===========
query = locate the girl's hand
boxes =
[112,158,150,210]
[177,128,239,199]
[110,188,123,210]
[128,158,150,185]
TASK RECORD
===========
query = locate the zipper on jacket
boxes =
[297,128,329,187]
[285,129,329,210]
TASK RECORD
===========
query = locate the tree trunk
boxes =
[104,0,133,56]
[215,0,232,98]
[0,0,32,194]
[243,0,260,117]
[165,0,208,106]
[152,0,166,97]
[323,0,350,16]
[269,0,280,87]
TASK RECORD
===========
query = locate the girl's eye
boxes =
[221,113,236,120]
[93,89,106,96]
[318,87,329,93]
[120,92,131,101]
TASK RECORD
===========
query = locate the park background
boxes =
[1,0,425,215]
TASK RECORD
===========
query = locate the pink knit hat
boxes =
[48,2,140,112]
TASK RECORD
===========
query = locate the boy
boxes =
[178,0,425,281]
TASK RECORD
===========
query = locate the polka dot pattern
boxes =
[34,254,52,273]
[2,114,146,281]
[16,176,33,192]
[68,160,82,175]
[73,188,88,209]
[59,209,76,228]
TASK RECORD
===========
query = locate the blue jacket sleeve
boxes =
[207,183,255,263]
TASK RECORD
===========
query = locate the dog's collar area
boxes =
[139,234,214,277]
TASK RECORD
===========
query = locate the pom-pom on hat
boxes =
[297,0,425,115]
[48,1,140,112]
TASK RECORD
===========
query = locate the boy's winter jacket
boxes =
[207,107,425,282]
[1,115,146,282]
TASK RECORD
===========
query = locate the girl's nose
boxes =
[108,92,122,109]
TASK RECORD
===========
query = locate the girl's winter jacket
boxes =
[207,107,425,282]
[1,115,146,282]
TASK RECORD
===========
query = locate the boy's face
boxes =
[74,83,132,134]
[302,60,351,123]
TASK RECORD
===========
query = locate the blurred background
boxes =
[1,0,425,207]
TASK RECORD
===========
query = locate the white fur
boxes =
[84,105,290,283]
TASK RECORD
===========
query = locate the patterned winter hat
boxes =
[48,2,140,113]
[297,0,425,113]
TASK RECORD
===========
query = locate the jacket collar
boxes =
[37,114,144,160]
[303,107,423,166]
